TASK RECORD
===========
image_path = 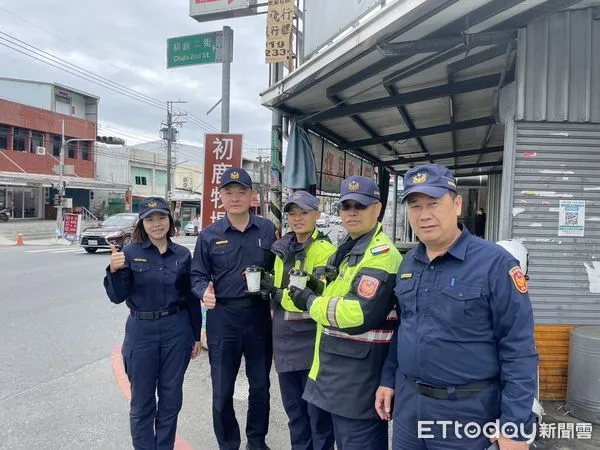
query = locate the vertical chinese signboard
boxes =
[202,133,244,229]
[362,163,374,179]
[309,130,376,194]
[265,0,294,64]
[63,213,81,241]
[320,141,345,193]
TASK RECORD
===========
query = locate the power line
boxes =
[0,30,266,155]
[0,5,178,102]
[0,29,263,152]
[0,37,168,112]
[0,31,226,137]
[98,123,159,144]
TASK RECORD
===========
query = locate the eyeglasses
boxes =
[339,201,370,211]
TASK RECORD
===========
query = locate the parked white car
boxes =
[316,215,329,228]
[330,215,342,225]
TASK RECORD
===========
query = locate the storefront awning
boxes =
[0,171,130,192]
[260,0,590,177]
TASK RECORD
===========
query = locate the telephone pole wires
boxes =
[161,101,187,201]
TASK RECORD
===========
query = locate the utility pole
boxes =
[162,101,187,202]
[269,63,284,235]
[55,125,99,239]
[221,26,232,133]
[166,105,173,201]
[56,120,65,238]
[258,148,270,216]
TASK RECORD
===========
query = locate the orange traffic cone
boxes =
[16,233,24,246]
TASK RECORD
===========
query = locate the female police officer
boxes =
[104,197,202,450]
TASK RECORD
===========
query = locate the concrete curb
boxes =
[0,237,74,247]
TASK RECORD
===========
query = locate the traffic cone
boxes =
[16,233,24,246]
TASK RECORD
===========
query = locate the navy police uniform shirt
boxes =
[104,239,202,341]
[381,225,539,431]
[191,214,277,301]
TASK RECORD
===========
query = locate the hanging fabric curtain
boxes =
[283,121,318,194]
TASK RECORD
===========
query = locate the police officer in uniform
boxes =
[263,191,336,450]
[287,176,402,449]
[191,168,277,450]
[376,164,538,449]
[104,196,202,450]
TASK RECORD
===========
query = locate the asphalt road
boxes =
[0,235,293,450]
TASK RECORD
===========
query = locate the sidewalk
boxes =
[0,234,73,247]
[0,218,57,242]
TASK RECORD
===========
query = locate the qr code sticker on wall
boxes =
[565,212,579,226]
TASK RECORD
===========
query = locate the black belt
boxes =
[406,377,494,400]
[130,304,185,320]
[219,296,266,308]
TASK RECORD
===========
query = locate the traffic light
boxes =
[96,136,126,146]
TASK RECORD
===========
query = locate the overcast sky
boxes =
[0,0,273,161]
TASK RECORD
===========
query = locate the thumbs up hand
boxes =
[109,244,126,273]
[203,281,216,309]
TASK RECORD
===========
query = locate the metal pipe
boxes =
[221,26,233,133]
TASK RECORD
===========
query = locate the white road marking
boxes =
[26,247,82,253]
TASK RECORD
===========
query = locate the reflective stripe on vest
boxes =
[284,311,311,321]
[322,327,394,344]
[326,296,342,328]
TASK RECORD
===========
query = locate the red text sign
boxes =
[202,133,243,229]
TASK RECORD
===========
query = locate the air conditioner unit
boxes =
[36,146,46,155]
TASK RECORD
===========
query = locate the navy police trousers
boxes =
[392,375,501,449]
[279,370,335,450]
[330,413,388,450]
[122,311,194,450]
[206,302,273,450]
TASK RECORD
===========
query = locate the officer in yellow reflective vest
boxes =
[261,190,336,450]
[288,176,402,450]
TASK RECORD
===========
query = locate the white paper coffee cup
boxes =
[289,269,308,289]
[245,266,261,293]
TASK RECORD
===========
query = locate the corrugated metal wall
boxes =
[512,122,600,325]
[516,8,600,123]
[486,173,502,243]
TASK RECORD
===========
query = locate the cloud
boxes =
[0,0,272,159]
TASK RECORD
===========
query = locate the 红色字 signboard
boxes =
[63,213,81,241]
[202,134,244,229]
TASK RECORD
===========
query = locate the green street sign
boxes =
[167,32,223,68]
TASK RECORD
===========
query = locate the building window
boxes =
[55,95,71,116]
[52,135,61,156]
[0,125,9,150]
[155,170,167,189]
[13,127,28,152]
[80,141,90,160]
[66,137,76,159]
[135,176,147,186]
[30,131,44,154]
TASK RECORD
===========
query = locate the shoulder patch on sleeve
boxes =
[357,275,381,300]
[509,265,528,294]
[370,244,390,256]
